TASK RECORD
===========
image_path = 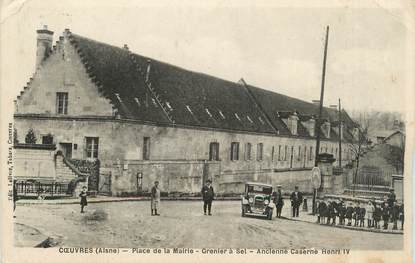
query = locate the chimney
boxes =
[303,117,316,137]
[123,44,129,51]
[312,100,320,106]
[35,25,54,69]
[329,104,338,110]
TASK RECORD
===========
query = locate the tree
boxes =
[25,128,37,144]
[349,112,371,196]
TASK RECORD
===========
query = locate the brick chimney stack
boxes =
[36,25,54,70]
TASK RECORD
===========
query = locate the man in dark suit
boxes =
[290,186,303,217]
[201,179,214,215]
[272,185,284,218]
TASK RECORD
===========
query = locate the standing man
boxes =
[290,186,303,217]
[387,188,396,208]
[272,185,284,218]
[201,179,214,216]
[151,181,161,216]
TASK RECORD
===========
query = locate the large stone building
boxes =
[13,26,358,196]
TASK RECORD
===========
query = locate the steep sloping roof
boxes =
[69,33,170,124]
[65,31,357,139]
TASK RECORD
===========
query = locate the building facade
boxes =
[13,27,358,196]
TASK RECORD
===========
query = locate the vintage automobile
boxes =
[241,182,274,220]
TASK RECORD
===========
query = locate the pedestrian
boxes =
[201,179,214,216]
[359,205,366,227]
[13,180,18,218]
[387,188,396,208]
[345,202,354,226]
[315,200,321,223]
[331,200,338,225]
[391,201,400,230]
[326,200,334,225]
[373,202,382,229]
[151,181,161,216]
[365,201,375,228]
[338,200,346,226]
[399,203,404,230]
[382,202,390,230]
[353,202,360,227]
[272,185,284,218]
[79,186,88,213]
[319,200,327,224]
[290,186,303,217]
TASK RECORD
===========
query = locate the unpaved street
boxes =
[14,200,402,250]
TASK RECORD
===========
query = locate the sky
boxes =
[1,0,413,115]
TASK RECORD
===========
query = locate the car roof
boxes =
[245,182,273,188]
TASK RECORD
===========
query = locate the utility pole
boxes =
[338,98,342,167]
[312,25,329,214]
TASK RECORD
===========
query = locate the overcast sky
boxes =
[1,0,413,114]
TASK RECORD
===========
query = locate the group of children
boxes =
[316,198,404,231]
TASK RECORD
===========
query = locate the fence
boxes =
[15,180,71,198]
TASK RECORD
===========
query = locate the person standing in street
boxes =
[272,185,284,218]
[201,179,214,215]
[79,186,88,213]
[151,181,161,216]
[366,200,375,228]
[391,201,400,230]
[290,186,303,217]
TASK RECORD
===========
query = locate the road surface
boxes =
[14,200,402,250]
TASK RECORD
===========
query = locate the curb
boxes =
[280,215,404,235]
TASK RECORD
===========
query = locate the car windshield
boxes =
[247,185,272,194]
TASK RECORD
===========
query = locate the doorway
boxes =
[60,143,72,159]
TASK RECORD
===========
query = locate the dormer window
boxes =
[287,113,299,135]
[205,108,213,118]
[322,121,331,138]
[218,110,225,119]
[165,101,173,111]
[247,115,253,123]
[186,105,194,115]
[302,117,316,137]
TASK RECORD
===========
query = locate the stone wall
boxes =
[14,144,57,182]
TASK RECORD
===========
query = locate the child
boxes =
[79,186,88,213]
[366,201,375,228]
[359,205,366,227]
[315,201,321,223]
[382,202,390,230]
[326,201,333,225]
[319,200,327,224]
[373,203,382,229]
[391,201,400,230]
[399,203,404,230]
[338,201,346,226]
[353,202,360,227]
[346,202,354,226]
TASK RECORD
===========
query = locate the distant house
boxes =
[13,26,359,196]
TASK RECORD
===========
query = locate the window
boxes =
[143,137,150,160]
[257,143,263,161]
[309,146,313,161]
[42,134,54,145]
[244,143,252,160]
[85,137,99,158]
[298,146,301,161]
[284,145,288,161]
[209,142,219,161]
[56,92,68,114]
[271,146,275,162]
[230,142,239,161]
[278,145,281,161]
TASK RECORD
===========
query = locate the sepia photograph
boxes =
[0,0,413,262]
